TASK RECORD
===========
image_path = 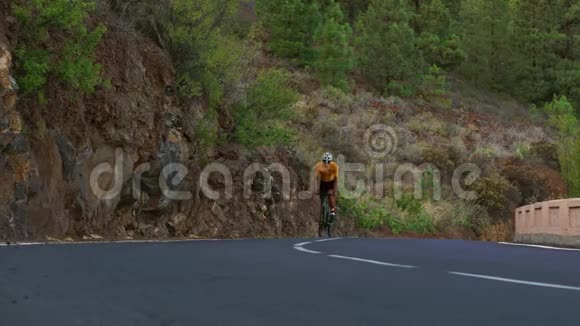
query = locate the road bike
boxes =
[319,194,336,238]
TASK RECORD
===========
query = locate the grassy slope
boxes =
[282,68,565,241]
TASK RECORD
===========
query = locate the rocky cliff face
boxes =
[1,0,23,239]
[0,1,333,241]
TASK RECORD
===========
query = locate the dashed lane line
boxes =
[499,242,580,252]
[294,239,580,292]
[293,238,416,269]
[449,271,580,291]
[293,246,321,254]
[292,239,340,255]
[314,238,343,243]
[328,254,416,269]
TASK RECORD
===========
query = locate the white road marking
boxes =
[8,238,578,293]
[0,238,239,247]
[328,254,416,269]
[293,246,321,254]
[0,242,40,246]
[293,238,342,255]
[294,239,416,268]
[315,238,342,243]
[449,271,580,291]
[499,242,580,252]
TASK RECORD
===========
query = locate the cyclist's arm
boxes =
[333,164,339,194]
[313,164,321,195]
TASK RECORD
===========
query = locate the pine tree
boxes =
[511,0,566,103]
[554,0,580,110]
[313,0,354,90]
[415,0,465,69]
[337,0,370,22]
[355,0,425,96]
[459,0,513,91]
[166,0,239,100]
[441,0,462,19]
[256,0,321,65]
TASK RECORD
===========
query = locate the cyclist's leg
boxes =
[319,181,327,222]
[329,190,336,212]
[327,183,336,215]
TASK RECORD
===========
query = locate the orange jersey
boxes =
[315,161,339,182]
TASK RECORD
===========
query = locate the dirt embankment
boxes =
[0,2,341,242]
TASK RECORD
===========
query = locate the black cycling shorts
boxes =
[319,180,336,196]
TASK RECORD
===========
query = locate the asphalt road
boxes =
[1,238,580,326]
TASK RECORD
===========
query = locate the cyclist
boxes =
[315,152,339,217]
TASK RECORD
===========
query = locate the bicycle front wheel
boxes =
[319,196,331,237]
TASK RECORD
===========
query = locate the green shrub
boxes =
[421,146,455,172]
[341,192,435,234]
[451,200,492,237]
[543,96,580,196]
[58,25,107,92]
[13,47,50,95]
[201,34,246,108]
[234,108,293,147]
[420,166,443,201]
[406,112,447,136]
[395,192,435,233]
[317,86,354,113]
[340,195,395,230]
[502,163,566,204]
[165,0,241,103]
[247,70,298,119]
[13,0,106,96]
[193,109,219,162]
[108,0,241,105]
[233,69,299,148]
[470,146,497,160]
[514,142,531,161]
[360,205,390,229]
[433,199,487,235]
[395,192,423,215]
[406,211,436,234]
[422,65,447,96]
[527,141,559,169]
[311,116,365,162]
[473,174,519,220]
[421,65,452,108]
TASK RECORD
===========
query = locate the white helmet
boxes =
[322,152,333,163]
